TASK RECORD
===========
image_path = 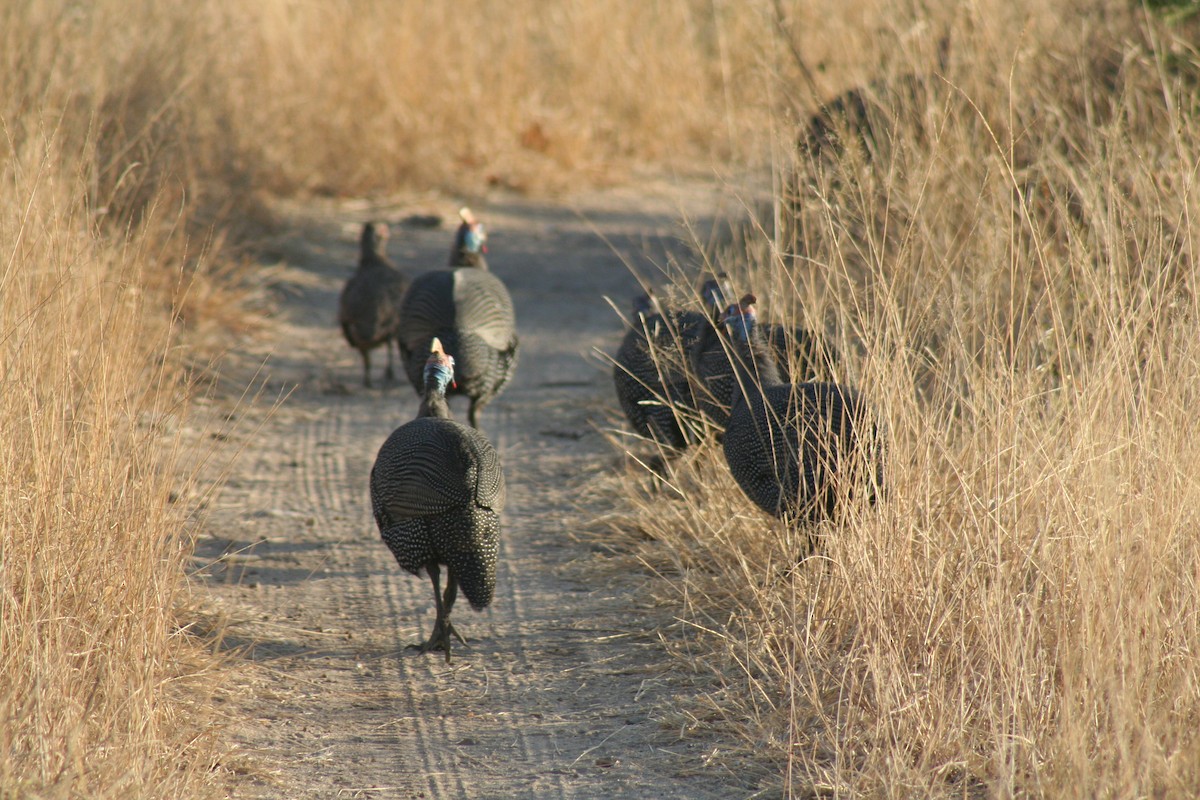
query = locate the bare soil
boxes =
[191,180,762,799]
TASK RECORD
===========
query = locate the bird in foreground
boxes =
[397,207,518,429]
[338,221,410,387]
[370,338,505,662]
[720,295,884,527]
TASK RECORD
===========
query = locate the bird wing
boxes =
[453,270,516,351]
[371,421,477,517]
[463,428,506,512]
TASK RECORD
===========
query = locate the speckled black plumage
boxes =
[369,344,505,662]
[397,213,518,429]
[338,222,409,387]
[761,322,841,384]
[720,302,884,526]
[692,316,786,434]
[725,380,882,523]
[693,310,840,431]
[612,296,706,456]
[611,279,732,474]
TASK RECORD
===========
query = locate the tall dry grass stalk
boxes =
[605,2,1200,797]
[0,4,255,795]
[0,140,230,794]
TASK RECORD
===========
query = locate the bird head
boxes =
[423,337,456,394]
[457,207,488,255]
[722,293,758,342]
[631,292,655,317]
[700,273,732,318]
[631,290,666,337]
[361,220,389,254]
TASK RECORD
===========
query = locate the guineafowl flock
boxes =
[339,209,515,661]
[612,280,884,531]
[339,205,883,663]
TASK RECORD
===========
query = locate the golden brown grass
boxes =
[2,1,781,206]
[7,0,1200,795]
[0,0,774,794]
[0,141,232,795]
[604,2,1200,797]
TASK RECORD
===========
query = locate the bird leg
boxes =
[440,573,468,647]
[408,564,466,662]
[467,398,485,429]
[383,340,396,383]
[360,349,373,388]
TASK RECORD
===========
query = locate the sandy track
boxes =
[195,181,754,798]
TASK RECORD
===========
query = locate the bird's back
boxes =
[724,381,881,522]
[398,269,518,399]
[339,257,409,348]
[370,417,505,608]
[399,270,514,342]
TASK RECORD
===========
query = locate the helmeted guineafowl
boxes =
[338,221,410,387]
[690,292,786,434]
[691,289,840,430]
[611,277,731,474]
[798,36,949,164]
[397,208,518,429]
[720,296,884,526]
[611,291,701,473]
[369,338,505,662]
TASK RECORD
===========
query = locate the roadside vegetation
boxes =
[3,0,1198,796]
[606,1,1200,796]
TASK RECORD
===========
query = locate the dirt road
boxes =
[194,181,759,798]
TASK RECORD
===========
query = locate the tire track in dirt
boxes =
[194,182,756,798]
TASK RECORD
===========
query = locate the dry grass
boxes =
[7,0,1200,795]
[2,1,781,206]
[0,142,234,795]
[0,0,774,794]
[602,1,1200,797]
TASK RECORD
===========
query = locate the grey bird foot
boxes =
[407,620,468,662]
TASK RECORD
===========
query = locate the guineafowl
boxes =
[799,36,949,164]
[611,291,702,474]
[338,221,410,387]
[369,338,505,662]
[689,292,786,433]
[691,290,839,430]
[720,296,884,526]
[397,208,518,429]
[611,276,731,474]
